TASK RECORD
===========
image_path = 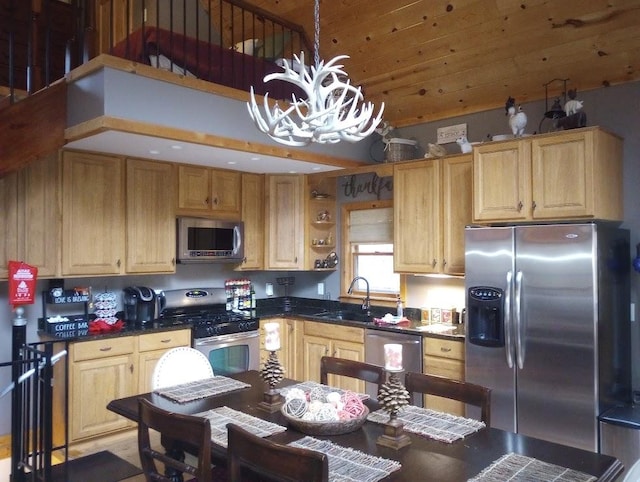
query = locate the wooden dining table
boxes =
[107,370,624,481]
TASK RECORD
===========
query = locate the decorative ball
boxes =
[308,400,324,414]
[308,385,326,401]
[284,388,306,402]
[283,397,308,418]
[315,403,339,422]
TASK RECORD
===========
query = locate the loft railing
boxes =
[0,0,311,105]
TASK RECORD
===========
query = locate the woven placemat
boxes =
[153,376,250,403]
[279,381,369,400]
[468,452,597,482]
[290,436,402,482]
[196,406,286,448]
[368,405,485,443]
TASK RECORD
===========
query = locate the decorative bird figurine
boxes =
[456,135,473,153]
[506,97,527,137]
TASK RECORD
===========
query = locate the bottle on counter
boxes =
[250,284,256,309]
[396,294,403,318]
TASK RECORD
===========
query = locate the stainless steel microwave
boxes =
[176,217,244,263]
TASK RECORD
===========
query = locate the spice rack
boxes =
[306,176,337,270]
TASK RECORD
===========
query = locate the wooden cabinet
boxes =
[69,337,136,442]
[394,154,471,275]
[259,317,300,380]
[177,165,241,217]
[68,329,191,442]
[137,329,192,393]
[423,337,465,416]
[0,170,20,279]
[125,158,176,273]
[61,150,125,276]
[265,175,304,270]
[302,321,365,393]
[305,176,337,271]
[237,173,265,270]
[22,153,60,277]
[0,153,59,279]
[473,127,623,223]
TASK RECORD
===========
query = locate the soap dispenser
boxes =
[396,294,403,318]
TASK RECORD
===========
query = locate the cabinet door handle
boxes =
[532,201,537,210]
[325,348,329,355]
[99,347,112,352]
[161,339,172,344]
[116,259,121,268]
[213,197,219,205]
[440,347,452,353]
[442,259,447,268]
[517,201,523,212]
[130,364,134,373]
[432,259,437,268]
[205,197,210,206]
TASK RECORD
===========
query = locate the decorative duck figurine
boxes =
[506,97,527,137]
[456,135,473,153]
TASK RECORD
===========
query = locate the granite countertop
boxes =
[34,297,465,344]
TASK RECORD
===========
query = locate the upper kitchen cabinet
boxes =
[237,173,265,271]
[21,153,61,278]
[61,151,125,276]
[0,171,20,279]
[394,155,472,275]
[265,174,304,270]
[0,153,60,279]
[125,158,176,273]
[177,165,241,218]
[473,127,623,223]
[305,175,337,271]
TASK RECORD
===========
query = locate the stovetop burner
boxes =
[158,287,259,338]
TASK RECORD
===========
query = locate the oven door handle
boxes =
[194,330,259,347]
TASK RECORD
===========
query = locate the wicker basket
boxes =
[280,405,369,436]
[385,138,418,162]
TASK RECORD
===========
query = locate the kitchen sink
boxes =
[312,310,373,323]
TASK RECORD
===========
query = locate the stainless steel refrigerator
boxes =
[465,223,630,452]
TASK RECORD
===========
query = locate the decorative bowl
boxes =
[280,405,369,436]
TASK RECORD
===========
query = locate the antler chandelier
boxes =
[247,0,384,147]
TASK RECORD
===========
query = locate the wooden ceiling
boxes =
[249,0,640,127]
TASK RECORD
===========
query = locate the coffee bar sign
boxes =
[341,172,393,201]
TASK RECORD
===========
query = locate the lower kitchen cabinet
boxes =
[259,318,301,381]
[302,321,365,393]
[69,337,136,442]
[68,328,191,442]
[423,337,465,416]
[137,329,192,393]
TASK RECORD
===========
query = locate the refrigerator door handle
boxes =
[514,270,525,369]
[504,271,514,369]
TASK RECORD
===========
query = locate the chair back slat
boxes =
[227,423,329,482]
[320,356,386,396]
[404,371,491,425]
[138,398,214,482]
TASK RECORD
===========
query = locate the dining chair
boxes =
[320,356,386,396]
[138,398,226,482]
[227,423,329,482]
[404,371,492,425]
[152,346,214,390]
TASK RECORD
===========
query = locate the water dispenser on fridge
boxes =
[467,286,504,347]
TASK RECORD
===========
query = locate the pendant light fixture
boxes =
[247,0,384,147]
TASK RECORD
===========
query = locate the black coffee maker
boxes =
[123,286,158,324]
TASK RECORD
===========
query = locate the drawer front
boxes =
[304,321,364,343]
[138,329,191,352]
[72,336,135,362]
[423,337,464,360]
[424,355,465,381]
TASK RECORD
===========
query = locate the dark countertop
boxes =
[34,297,464,344]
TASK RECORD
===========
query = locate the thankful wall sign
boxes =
[341,172,393,201]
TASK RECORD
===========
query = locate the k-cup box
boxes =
[441,308,457,324]
[420,308,430,324]
[430,307,442,323]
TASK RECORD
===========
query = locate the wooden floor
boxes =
[63,429,150,482]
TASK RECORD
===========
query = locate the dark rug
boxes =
[49,450,142,482]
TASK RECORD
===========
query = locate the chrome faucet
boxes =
[347,276,371,316]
